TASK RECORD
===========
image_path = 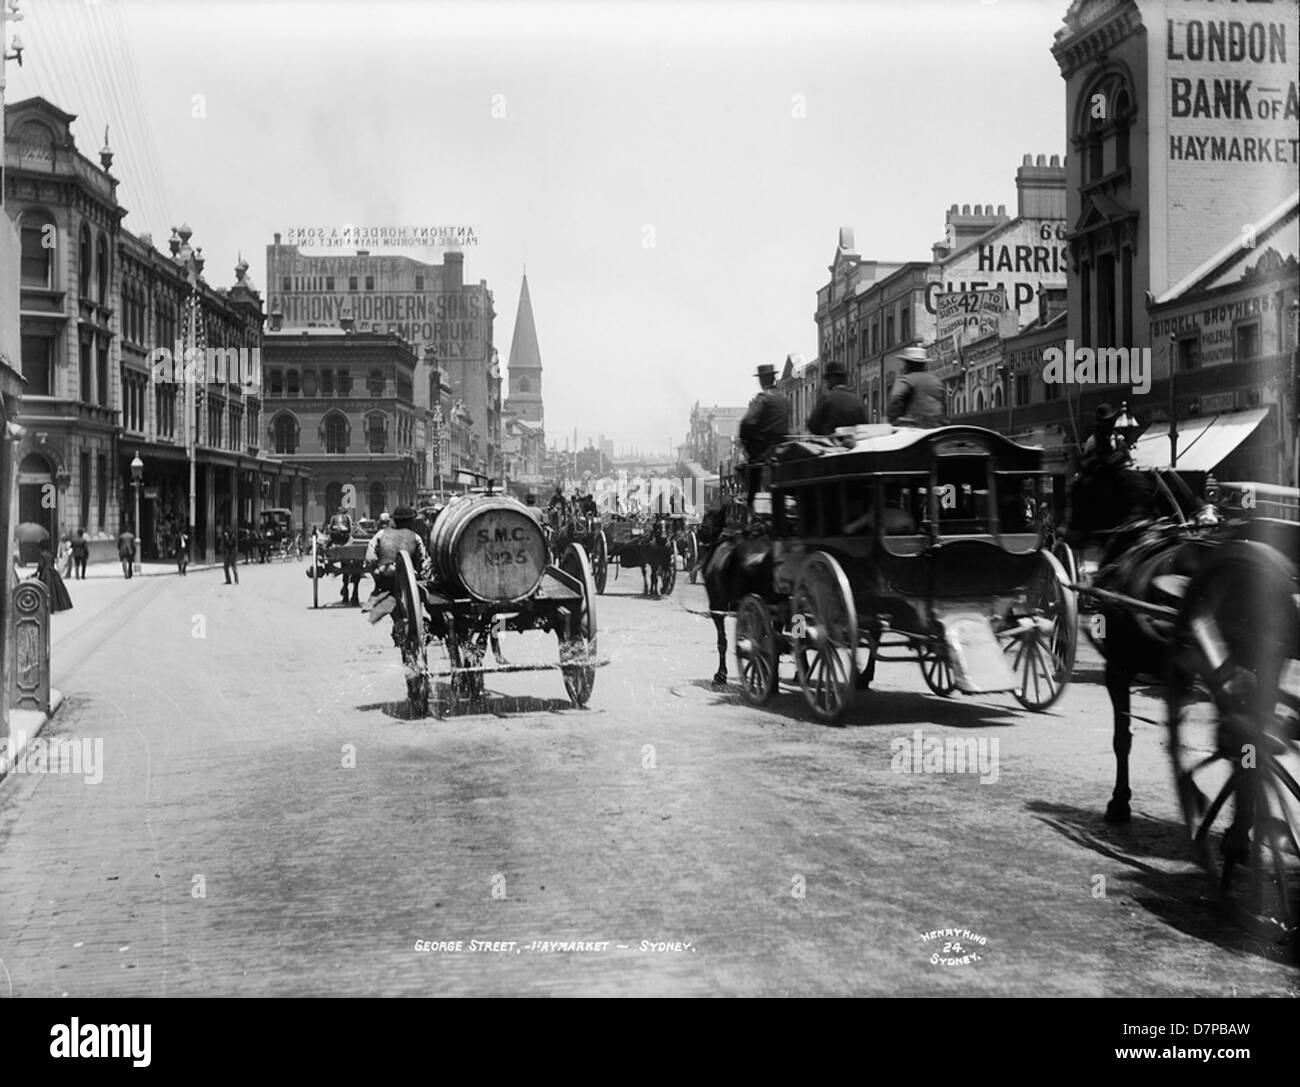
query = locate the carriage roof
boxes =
[769,424,1045,484]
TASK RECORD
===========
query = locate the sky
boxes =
[7,0,1069,455]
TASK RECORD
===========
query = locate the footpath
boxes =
[0,559,224,783]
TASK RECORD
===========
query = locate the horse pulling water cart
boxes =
[390,493,604,717]
[703,423,1077,723]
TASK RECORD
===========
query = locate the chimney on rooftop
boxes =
[445,250,464,292]
[1016,153,1067,219]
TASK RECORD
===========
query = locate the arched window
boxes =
[518,376,531,394]
[273,413,298,454]
[79,224,93,297]
[973,389,985,413]
[1077,70,1135,183]
[20,211,56,288]
[97,233,110,303]
[324,413,348,453]
[369,482,387,519]
[325,481,343,514]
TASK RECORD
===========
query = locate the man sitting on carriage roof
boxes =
[739,362,790,504]
[886,346,945,428]
[807,360,867,436]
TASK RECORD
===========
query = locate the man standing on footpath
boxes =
[738,363,790,505]
[117,527,136,579]
[221,525,240,585]
[806,360,867,435]
[177,525,190,577]
[71,528,89,580]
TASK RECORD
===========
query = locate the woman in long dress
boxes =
[34,543,74,612]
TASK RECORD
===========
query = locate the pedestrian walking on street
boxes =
[221,526,240,584]
[806,360,867,435]
[33,542,73,612]
[738,363,790,505]
[886,346,945,428]
[57,533,73,578]
[71,528,89,580]
[117,529,136,579]
[177,527,190,576]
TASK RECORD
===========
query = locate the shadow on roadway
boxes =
[674,677,1027,730]
[1028,800,1297,967]
[357,684,581,723]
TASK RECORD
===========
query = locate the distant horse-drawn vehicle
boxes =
[550,510,609,593]
[391,493,605,715]
[603,512,677,598]
[308,513,378,607]
[701,423,1077,722]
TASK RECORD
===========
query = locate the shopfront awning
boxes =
[1129,407,1269,472]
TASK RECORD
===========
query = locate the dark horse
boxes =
[611,515,675,598]
[697,500,775,685]
[1067,461,1220,823]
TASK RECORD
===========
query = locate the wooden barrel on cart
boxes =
[428,495,548,603]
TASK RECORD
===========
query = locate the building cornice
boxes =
[1052,0,1144,79]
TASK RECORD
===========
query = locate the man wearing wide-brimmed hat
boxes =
[806,359,867,435]
[886,345,945,427]
[738,363,790,503]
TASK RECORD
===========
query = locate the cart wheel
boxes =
[1167,543,1300,957]
[558,543,598,707]
[687,532,699,584]
[592,531,609,595]
[311,537,320,609]
[1001,550,1077,712]
[735,594,778,706]
[658,549,677,596]
[396,551,429,716]
[792,551,858,723]
[1051,538,1079,587]
[918,641,957,697]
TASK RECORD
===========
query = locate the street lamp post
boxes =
[130,451,143,574]
[1168,333,1179,469]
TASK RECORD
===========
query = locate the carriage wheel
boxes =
[735,594,778,706]
[311,537,320,609]
[792,551,858,723]
[1001,550,1077,712]
[396,551,430,716]
[687,532,699,583]
[918,641,957,697]
[558,543,598,707]
[658,549,677,596]
[1167,543,1299,956]
[592,531,609,595]
[1051,538,1079,588]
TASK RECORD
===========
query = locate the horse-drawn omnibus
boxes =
[715,423,1077,722]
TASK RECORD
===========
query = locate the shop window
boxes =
[1177,335,1200,371]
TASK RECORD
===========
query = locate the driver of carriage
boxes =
[364,506,432,638]
[523,491,546,526]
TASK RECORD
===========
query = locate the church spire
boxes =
[504,269,544,430]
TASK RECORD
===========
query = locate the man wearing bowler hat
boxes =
[807,360,867,436]
[886,345,945,428]
[739,363,790,504]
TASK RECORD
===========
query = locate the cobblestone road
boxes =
[0,561,1295,996]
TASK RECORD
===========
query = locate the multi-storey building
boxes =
[265,240,500,480]
[260,329,420,526]
[5,96,306,563]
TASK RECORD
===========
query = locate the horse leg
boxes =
[1104,660,1133,824]
[712,614,727,685]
